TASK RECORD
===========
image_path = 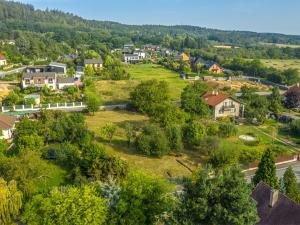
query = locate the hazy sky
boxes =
[16,0,300,35]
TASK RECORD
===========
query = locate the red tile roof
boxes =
[203,91,230,106]
[0,54,5,60]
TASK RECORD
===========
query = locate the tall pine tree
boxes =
[281,167,300,203]
[252,149,279,189]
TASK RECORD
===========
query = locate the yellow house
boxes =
[174,53,190,62]
[84,58,103,70]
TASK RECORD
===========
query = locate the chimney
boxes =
[269,189,279,207]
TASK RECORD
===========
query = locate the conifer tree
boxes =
[282,167,300,203]
[252,149,279,189]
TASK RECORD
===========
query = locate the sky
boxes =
[15,0,300,35]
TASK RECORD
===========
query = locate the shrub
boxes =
[290,120,300,136]
[135,124,170,157]
[218,123,237,138]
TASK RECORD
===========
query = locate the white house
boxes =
[124,54,140,63]
[22,72,57,90]
[0,115,17,140]
[133,50,147,60]
[0,54,7,66]
[57,77,75,90]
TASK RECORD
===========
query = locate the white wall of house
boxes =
[22,78,57,90]
[57,83,75,90]
[0,59,7,66]
[213,99,241,118]
[0,128,13,140]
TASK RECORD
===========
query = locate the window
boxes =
[38,79,42,84]
[25,79,30,84]
[49,78,53,84]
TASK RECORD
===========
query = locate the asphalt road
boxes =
[245,161,300,183]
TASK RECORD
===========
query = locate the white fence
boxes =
[1,102,86,113]
[1,102,128,113]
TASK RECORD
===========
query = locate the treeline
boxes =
[1,0,300,64]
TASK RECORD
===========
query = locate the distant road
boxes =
[235,90,286,97]
[244,161,300,183]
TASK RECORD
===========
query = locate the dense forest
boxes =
[1,0,300,64]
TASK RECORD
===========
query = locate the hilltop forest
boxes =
[1,0,300,64]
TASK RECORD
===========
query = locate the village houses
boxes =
[194,57,224,74]
[174,52,191,62]
[0,114,17,140]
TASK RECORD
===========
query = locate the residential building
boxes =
[84,58,103,70]
[252,183,300,225]
[203,91,243,118]
[133,50,147,60]
[49,62,67,74]
[174,53,191,62]
[0,115,17,139]
[0,53,7,66]
[25,65,50,73]
[124,54,140,64]
[194,57,224,74]
[57,77,75,90]
[22,72,57,89]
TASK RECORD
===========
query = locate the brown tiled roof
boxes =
[0,115,17,130]
[251,183,300,225]
[203,91,230,106]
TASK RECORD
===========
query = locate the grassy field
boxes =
[221,124,295,167]
[85,110,199,178]
[261,59,300,71]
[260,42,300,48]
[95,64,189,104]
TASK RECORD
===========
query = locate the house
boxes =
[133,50,147,60]
[251,183,300,225]
[174,53,191,62]
[124,54,140,64]
[24,94,41,105]
[25,65,50,73]
[203,91,243,118]
[22,72,57,90]
[0,115,17,139]
[194,57,224,74]
[0,53,7,66]
[49,62,67,74]
[57,77,75,90]
[84,58,103,70]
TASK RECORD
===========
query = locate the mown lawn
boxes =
[85,110,198,178]
[95,63,189,104]
[220,124,295,167]
[261,59,300,72]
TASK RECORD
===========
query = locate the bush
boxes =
[183,120,207,147]
[165,125,184,153]
[218,123,237,138]
[135,124,170,157]
[197,136,220,155]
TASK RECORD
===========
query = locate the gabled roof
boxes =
[49,62,67,68]
[0,115,17,130]
[84,58,103,65]
[57,77,74,84]
[203,91,233,106]
[0,53,6,60]
[22,72,56,79]
[252,183,300,225]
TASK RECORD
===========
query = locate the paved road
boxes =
[245,161,300,183]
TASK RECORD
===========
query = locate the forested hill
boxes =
[1,0,300,46]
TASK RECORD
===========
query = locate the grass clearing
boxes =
[85,110,198,178]
[221,124,295,167]
[95,64,188,104]
[261,59,300,71]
